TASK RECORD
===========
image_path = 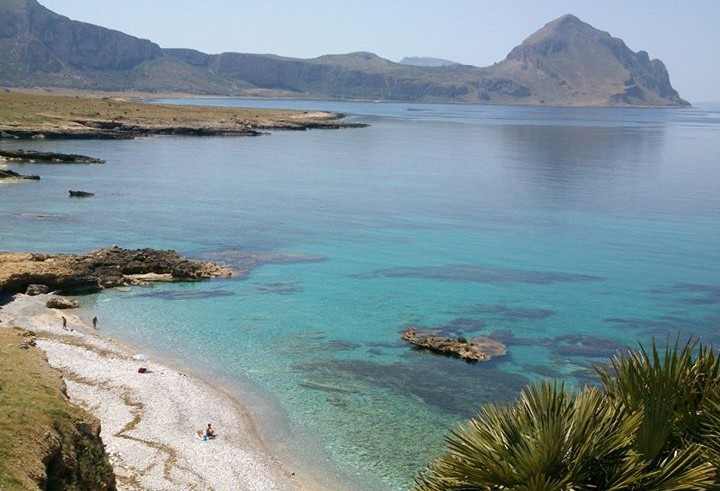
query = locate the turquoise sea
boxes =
[2,100,720,489]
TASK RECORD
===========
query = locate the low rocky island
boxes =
[401,327,507,362]
[0,246,233,295]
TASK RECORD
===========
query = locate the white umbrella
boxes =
[132,353,149,362]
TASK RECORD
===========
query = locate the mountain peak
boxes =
[553,13,584,26]
[518,13,606,47]
[502,14,688,106]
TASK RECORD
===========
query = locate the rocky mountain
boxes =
[496,14,687,106]
[399,56,461,67]
[0,0,689,106]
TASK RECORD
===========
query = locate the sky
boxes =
[39,0,720,103]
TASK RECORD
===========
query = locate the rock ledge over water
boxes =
[401,327,507,362]
[0,246,232,295]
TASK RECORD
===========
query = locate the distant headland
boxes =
[0,0,689,107]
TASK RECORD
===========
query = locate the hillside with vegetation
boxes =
[0,327,116,490]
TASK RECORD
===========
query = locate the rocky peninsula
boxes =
[0,90,366,140]
[0,246,233,296]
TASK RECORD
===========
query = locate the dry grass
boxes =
[0,327,64,489]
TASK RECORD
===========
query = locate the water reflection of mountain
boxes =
[499,123,665,212]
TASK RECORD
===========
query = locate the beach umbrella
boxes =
[132,353,149,361]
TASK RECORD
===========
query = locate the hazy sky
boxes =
[40,0,720,102]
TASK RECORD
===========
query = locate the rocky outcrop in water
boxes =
[0,246,233,295]
[0,149,105,163]
[0,167,40,180]
[68,190,94,197]
[401,328,507,362]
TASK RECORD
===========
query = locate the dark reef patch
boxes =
[522,363,561,378]
[463,304,555,320]
[206,250,325,275]
[292,356,528,417]
[354,264,603,285]
[256,282,304,295]
[487,329,541,346]
[488,329,629,359]
[553,334,626,358]
[132,288,235,301]
[649,283,720,305]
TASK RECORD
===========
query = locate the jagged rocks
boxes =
[46,296,80,309]
[401,327,507,362]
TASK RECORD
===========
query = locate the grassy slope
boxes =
[0,327,115,491]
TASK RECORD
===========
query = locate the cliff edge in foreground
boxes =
[0,327,116,490]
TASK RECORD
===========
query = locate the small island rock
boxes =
[401,327,507,362]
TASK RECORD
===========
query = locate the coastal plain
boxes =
[0,89,363,139]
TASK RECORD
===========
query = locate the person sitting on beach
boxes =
[205,423,216,438]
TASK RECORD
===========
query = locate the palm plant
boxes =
[598,338,720,487]
[414,338,720,491]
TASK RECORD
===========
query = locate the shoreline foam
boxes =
[0,293,346,491]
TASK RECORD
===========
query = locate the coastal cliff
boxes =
[0,327,116,490]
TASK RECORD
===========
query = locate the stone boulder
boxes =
[26,284,49,295]
[46,296,80,309]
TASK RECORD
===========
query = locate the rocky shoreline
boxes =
[0,246,233,296]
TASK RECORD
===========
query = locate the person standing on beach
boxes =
[62,316,67,329]
[92,316,98,329]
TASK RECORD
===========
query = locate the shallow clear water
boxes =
[2,101,720,489]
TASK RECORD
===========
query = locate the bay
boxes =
[2,100,720,489]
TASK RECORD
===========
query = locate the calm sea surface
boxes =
[2,100,720,489]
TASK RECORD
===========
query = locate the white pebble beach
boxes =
[0,293,339,491]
